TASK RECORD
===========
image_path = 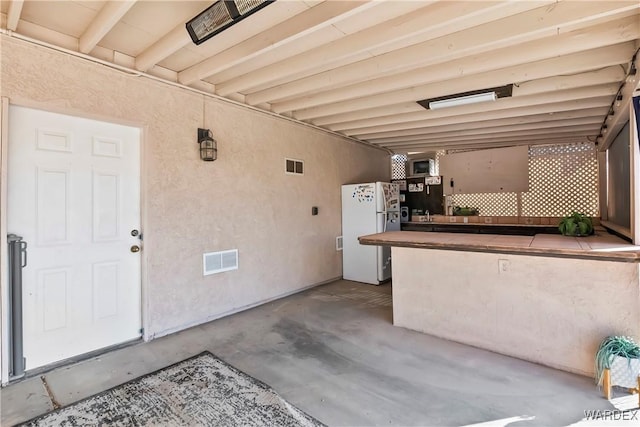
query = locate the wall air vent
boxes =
[203,249,238,276]
[285,158,304,175]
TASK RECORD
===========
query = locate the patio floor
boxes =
[1,280,636,426]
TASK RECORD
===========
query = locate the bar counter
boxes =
[360,229,640,262]
[358,230,640,377]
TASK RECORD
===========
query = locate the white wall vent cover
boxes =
[203,249,238,276]
[336,236,343,251]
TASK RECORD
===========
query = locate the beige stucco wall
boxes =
[0,35,390,337]
[392,246,640,376]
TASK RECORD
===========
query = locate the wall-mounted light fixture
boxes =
[417,84,514,110]
[428,92,497,110]
[186,0,275,45]
[198,128,217,161]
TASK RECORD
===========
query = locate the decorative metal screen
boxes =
[391,154,407,179]
[521,142,598,216]
[395,142,599,217]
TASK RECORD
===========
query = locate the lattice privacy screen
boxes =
[521,142,598,217]
[451,193,519,216]
[391,142,599,217]
[391,154,407,180]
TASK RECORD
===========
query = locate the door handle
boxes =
[130,245,140,253]
[20,241,27,267]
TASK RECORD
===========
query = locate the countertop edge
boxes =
[358,233,640,263]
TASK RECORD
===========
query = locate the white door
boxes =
[7,106,141,370]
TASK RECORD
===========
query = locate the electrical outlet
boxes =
[336,236,343,251]
[498,259,509,273]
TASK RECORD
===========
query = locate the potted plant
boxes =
[595,336,640,397]
[558,212,594,236]
[453,206,479,216]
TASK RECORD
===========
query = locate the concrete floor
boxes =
[0,280,635,426]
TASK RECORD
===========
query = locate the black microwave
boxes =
[406,157,435,177]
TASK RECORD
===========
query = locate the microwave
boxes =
[406,157,435,177]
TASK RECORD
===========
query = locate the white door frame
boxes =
[0,98,149,385]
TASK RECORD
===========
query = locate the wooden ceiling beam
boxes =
[357,109,608,140]
[177,0,378,85]
[6,0,24,31]
[342,97,612,136]
[378,125,599,147]
[136,0,312,72]
[215,0,550,96]
[313,66,624,127]
[385,130,595,148]
[512,65,626,97]
[249,2,638,107]
[281,18,638,115]
[330,83,618,133]
[134,23,190,72]
[369,118,604,144]
[78,1,137,54]
[386,137,591,153]
[295,42,634,121]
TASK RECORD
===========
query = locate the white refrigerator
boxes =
[341,182,400,285]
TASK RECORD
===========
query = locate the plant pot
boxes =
[609,355,640,388]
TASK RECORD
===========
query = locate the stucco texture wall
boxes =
[392,247,640,376]
[1,36,390,337]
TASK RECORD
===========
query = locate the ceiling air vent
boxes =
[203,249,238,276]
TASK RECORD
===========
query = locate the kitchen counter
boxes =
[360,229,640,262]
[400,221,560,236]
[357,229,640,377]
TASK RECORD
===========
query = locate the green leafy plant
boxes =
[595,336,640,386]
[453,206,479,216]
[558,212,593,236]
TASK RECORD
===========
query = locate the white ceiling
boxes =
[2,0,640,153]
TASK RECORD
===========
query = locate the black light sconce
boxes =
[197,128,217,161]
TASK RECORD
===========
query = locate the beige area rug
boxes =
[20,351,323,426]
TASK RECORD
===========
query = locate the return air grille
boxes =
[203,249,238,276]
[285,158,304,175]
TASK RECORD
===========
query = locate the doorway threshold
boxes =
[6,337,142,385]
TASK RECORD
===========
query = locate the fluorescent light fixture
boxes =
[429,92,497,110]
[186,0,274,45]
[417,84,514,110]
